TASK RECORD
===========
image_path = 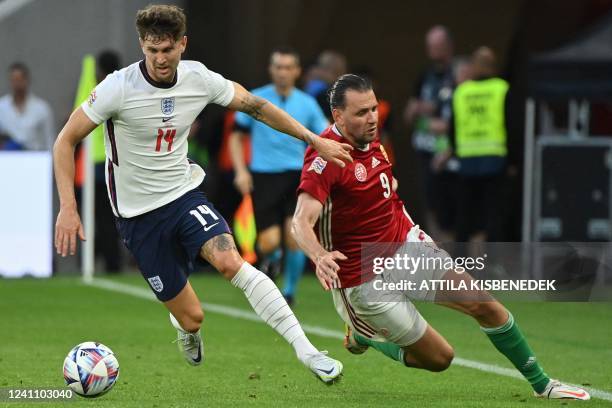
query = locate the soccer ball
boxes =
[62,342,119,397]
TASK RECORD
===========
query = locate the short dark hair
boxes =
[9,62,29,79]
[136,4,186,42]
[97,50,121,77]
[270,46,301,66]
[328,74,372,110]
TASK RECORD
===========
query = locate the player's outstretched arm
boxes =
[227,82,353,168]
[292,193,346,290]
[53,107,97,257]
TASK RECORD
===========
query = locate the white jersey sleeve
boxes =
[81,72,123,124]
[198,64,234,107]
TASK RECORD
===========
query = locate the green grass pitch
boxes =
[1,273,611,407]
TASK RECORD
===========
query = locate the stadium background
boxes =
[2,0,611,239]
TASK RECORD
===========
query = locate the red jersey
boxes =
[298,125,415,288]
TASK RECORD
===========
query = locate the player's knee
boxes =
[257,228,281,254]
[215,251,244,280]
[258,238,279,255]
[427,346,454,372]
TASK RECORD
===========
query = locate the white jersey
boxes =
[81,60,234,218]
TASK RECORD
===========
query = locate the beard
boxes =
[352,132,376,148]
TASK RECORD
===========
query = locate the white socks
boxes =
[231,262,318,361]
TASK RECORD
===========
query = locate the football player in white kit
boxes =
[53,4,352,383]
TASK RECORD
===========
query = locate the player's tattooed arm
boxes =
[227,82,353,167]
[238,92,313,144]
[237,92,268,122]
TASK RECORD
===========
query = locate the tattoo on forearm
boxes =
[240,94,268,121]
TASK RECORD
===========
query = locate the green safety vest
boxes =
[453,78,508,158]
[74,55,106,164]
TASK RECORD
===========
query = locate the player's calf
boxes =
[164,282,204,333]
[457,300,508,328]
[401,325,454,372]
[414,347,454,372]
[231,261,343,382]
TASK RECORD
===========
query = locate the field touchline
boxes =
[87,278,612,402]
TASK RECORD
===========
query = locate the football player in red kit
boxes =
[291,74,589,400]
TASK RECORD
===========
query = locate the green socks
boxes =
[352,312,551,394]
[482,312,550,394]
[353,333,404,363]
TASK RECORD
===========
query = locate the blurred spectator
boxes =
[453,56,473,85]
[229,47,328,304]
[404,25,457,242]
[304,50,347,120]
[94,50,123,273]
[430,56,474,242]
[0,62,54,150]
[431,57,473,180]
[450,47,509,242]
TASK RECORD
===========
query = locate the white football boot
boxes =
[303,351,343,384]
[169,313,203,366]
[535,379,590,400]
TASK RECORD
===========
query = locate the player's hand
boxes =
[234,169,253,195]
[392,176,398,192]
[312,136,353,168]
[314,250,347,291]
[55,205,86,257]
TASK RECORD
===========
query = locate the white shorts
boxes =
[379,225,451,302]
[331,226,450,347]
[331,284,428,347]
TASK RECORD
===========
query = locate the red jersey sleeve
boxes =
[297,146,339,204]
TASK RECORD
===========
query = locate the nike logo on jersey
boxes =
[162,116,174,122]
[203,222,220,232]
[372,157,380,168]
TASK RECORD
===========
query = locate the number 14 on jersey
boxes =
[155,128,176,152]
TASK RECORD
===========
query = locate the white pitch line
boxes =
[88,278,612,402]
